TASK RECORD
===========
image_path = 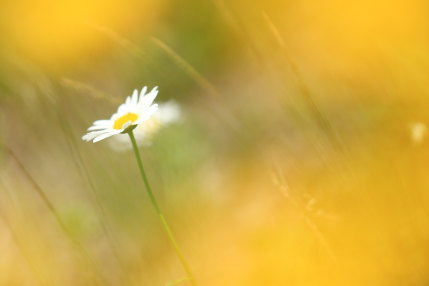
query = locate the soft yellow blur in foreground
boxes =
[0,0,161,69]
[1,0,429,285]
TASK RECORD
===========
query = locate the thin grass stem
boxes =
[262,12,344,152]
[0,198,46,286]
[58,115,135,285]
[4,147,105,285]
[127,130,197,286]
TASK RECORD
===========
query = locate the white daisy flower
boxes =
[109,100,181,151]
[82,87,159,143]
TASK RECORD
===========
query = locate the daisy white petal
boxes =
[138,86,148,102]
[117,102,130,114]
[125,93,133,105]
[131,90,139,106]
[93,130,122,143]
[111,112,121,121]
[138,87,158,112]
[136,104,158,124]
[93,120,111,126]
[87,125,110,131]
[82,130,111,141]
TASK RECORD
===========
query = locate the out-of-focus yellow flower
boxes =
[409,122,427,144]
[82,87,158,143]
[0,0,162,69]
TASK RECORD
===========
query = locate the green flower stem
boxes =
[127,130,197,286]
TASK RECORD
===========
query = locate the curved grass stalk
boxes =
[58,116,135,285]
[0,195,46,286]
[4,147,105,285]
[127,130,197,286]
[261,12,343,151]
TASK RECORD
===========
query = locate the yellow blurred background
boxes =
[1,0,429,285]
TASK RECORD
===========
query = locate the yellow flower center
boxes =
[113,112,139,130]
